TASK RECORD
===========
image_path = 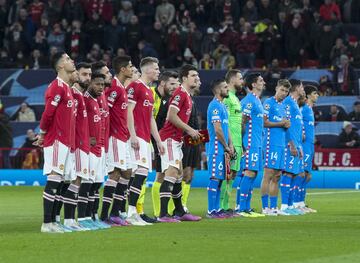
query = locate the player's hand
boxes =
[90,137,96,146]
[33,134,44,147]
[229,144,235,157]
[290,145,298,156]
[130,135,140,150]
[282,119,290,128]
[187,128,200,140]
[299,148,304,159]
[157,141,165,155]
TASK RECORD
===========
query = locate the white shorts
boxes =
[161,138,183,173]
[96,147,107,183]
[43,140,72,176]
[108,137,132,172]
[89,152,101,182]
[129,137,152,170]
[67,148,90,180]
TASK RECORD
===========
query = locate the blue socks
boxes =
[235,174,244,211]
[239,176,252,212]
[288,176,295,207]
[246,178,255,211]
[293,176,303,205]
[280,175,292,206]
[269,196,278,209]
[207,179,221,214]
[261,194,269,209]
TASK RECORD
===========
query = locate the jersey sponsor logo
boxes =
[59,164,64,171]
[67,100,73,107]
[256,113,264,118]
[51,94,61,106]
[93,115,101,123]
[309,121,314,126]
[274,116,282,121]
[212,109,219,115]
[246,103,252,109]
[128,88,134,98]
[174,95,180,101]
[286,105,290,110]
[295,115,302,120]
[264,104,270,110]
[110,91,117,98]
[143,100,153,107]
[223,119,229,124]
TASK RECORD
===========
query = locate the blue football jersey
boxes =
[283,95,303,147]
[301,103,315,144]
[241,93,264,148]
[263,96,287,147]
[206,98,229,155]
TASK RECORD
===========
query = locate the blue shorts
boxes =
[263,145,285,170]
[242,146,263,172]
[284,145,302,175]
[302,143,314,173]
[208,154,225,180]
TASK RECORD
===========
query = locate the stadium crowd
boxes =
[0,0,360,70]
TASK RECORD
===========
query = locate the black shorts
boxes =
[182,144,201,168]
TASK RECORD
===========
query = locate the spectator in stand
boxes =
[285,17,307,67]
[61,0,85,23]
[18,8,36,47]
[318,75,335,95]
[28,0,45,27]
[334,54,356,95]
[264,59,284,94]
[65,20,86,60]
[279,0,299,17]
[44,0,62,26]
[29,49,48,69]
[315,22,337,67]
[242,0,258,23]
[137,0,155,25]
[258,0,277,21]
[23,129,37,149]
[166,24,182,66]
[126,15,142,62]
[348,36,360,68]
[144,21,167,60]
[14,51,30,68]
[8,0,27,25]
[186,22,203,58]
[234,22,259,68]
[212,44,236,70]
[0,49,14,68]
[118,1,134,26]
[155,0,175,26]
[201,27,219,57]
[325,105,348,122]
[7,22,27,60]
[199,53,215,70]
[32,29,48,55]
[17,102,36,122]
[47,23,65,52]
[86,43,102,63]
[84,12,105,49]
[337,121,360,148]
[85,0,113,24]
[219,15,237,49]
[0,106,13,168]
[330,38,347,67]
[189,1,207,28]
[183,47,198,68]
[138,40,158,59]
[348,101,360,121]
[319,0,341,22]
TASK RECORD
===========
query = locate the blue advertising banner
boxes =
[1,170,360,189]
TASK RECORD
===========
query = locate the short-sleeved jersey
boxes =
[97,92,109,151]
[151,86,162,119]
[127,80,154,143]
[40,77,76,148]
[159,86,193,142]
[106,77,129,142]
[72,86,90,153]
[84,91,102,157]
[301,103,315,144]
[263,96,287,147]
[283,95,303,147]
[206,98,229,155]
[224,90,242,147]
[241,92,264,148]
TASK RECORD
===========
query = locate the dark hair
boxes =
[179,64,197,82]
[91,61,106,75]
[277,79,291,89]
[91,73,105,80]
[245,73,261,90]
[51,51,66,71]
[210,79,225,94]
[289,79,302,92]
[112,55,131,74]
[225,69,241,83]
[158,70,178,83]
[76,62,91,70]
[140,57,159,69]
[304,85,318,97]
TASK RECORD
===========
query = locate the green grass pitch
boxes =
[1,187,360,263]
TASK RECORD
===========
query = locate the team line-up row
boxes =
[36,52,317,233]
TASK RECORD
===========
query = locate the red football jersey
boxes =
[40,77,76,148]
[159,86,193,142]
[84,91,102,157]
[106,77,130,142]
[126,80,154,143]
[97,92,110,152]
[72,86,90,153]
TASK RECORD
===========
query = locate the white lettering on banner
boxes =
[15,181,25,186]
[0,181,41,186]
[314,152,322,166]
[1,181,12,186]
[342,153,351,166]
[329,152,336,166]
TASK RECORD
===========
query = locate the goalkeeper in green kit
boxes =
[222,69,244,213]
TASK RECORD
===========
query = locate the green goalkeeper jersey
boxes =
[223,89,242,147]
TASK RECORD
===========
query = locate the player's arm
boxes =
[168,105,199,139]
[228,127,234,156]
[150,115,165,154]
[241,114,249,136]
[127,102,139,149]
[264,115,290,128]
[213,122,230,153]
[36,87,63,146]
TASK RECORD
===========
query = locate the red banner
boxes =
[314,148,360,170]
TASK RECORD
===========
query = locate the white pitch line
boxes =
[308,190,360,195]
